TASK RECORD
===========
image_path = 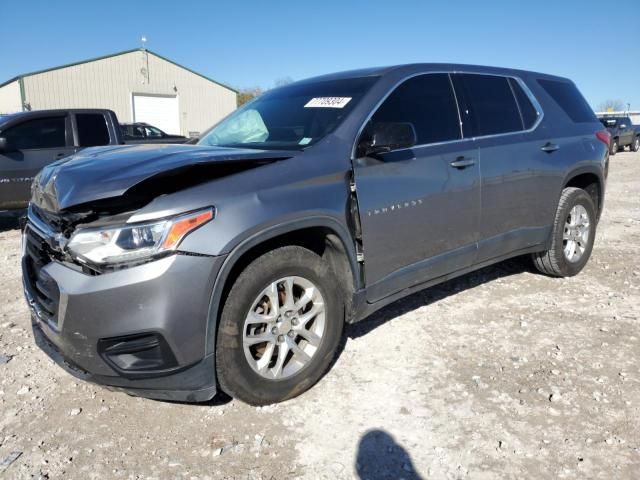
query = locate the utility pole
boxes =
[140,36,150,84]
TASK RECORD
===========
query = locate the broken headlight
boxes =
[67,208,213,266]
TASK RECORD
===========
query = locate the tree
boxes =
[597,99,625,112]
[237,87,264,107]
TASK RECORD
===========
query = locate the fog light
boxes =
[98,333,178,374]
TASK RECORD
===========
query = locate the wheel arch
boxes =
[562,167,604,221]
[204,216,360,355]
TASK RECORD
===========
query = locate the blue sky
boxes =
[2,0,639,110]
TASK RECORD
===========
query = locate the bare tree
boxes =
[597,99,625,112]
[235,77,294,108]
[237,87,264,107]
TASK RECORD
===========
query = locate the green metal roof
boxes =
[0,48,238,93]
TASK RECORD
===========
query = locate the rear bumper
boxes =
[23,236,226,402]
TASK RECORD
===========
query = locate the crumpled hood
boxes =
[32,144,292,212]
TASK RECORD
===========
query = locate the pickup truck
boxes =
[0,109,194,212]
[598,115,640,154]
[22,64,609,405]
[121,122,189,144]
[0,109,124,211]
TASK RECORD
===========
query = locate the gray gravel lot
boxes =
[1,152,639,479]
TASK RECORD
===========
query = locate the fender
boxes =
[203,215,360,355]
[542,163,606,250]
[561,164,606,207]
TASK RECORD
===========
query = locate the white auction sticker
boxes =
[304,97,352,108]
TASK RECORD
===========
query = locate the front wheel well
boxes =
[564,172,601,218]
[217,226,357,327]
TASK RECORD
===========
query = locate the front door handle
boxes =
[55,152,66,159]
[541,142,560,153]
[450,157,475,169]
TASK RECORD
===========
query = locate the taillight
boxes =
[595,130,611,146]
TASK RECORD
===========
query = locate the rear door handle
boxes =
[449,157,475,169]
[55,152,66,159]
[541,142,560,153]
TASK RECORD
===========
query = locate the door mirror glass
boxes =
[365,122,417,156]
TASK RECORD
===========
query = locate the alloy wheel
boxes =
[242,276,326,380]
[563,205,590,262]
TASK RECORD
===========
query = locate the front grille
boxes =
[24,226,61,325]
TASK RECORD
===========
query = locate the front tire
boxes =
[215,245,344,405]
[532,187,596,277]
[632,136,640,153]
[610,138,618,155]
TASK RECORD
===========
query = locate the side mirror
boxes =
[0,137,8,153]
[364,122,417,157]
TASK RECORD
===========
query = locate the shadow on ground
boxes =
[356,429,423,479]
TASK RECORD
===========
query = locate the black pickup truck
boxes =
[0,109,193,212]
[121,122,189,144]
[598,115,640,154]
[0,109,124,211]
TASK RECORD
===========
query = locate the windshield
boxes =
[198,76,378,150]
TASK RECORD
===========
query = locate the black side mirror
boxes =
[0,137,9,153]
[364,122,417,157]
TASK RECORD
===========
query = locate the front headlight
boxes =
[67,208,213,266]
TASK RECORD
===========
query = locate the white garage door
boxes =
[132,94,180,135]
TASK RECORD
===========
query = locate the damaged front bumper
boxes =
[22,222,226,402]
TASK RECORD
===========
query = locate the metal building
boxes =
[0,49,237,137]
[596,111,640,125]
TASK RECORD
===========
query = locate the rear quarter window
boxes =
[537,79,596,123]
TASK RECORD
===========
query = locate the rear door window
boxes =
[537,79,596,123]
[2,117,67,150]
[452,74,523,136]
[367,73,461,146]
[508,78,539,129]
[76,113,110,147]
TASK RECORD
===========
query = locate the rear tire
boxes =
[215,245,344,405]
[532,187,596,277]
[632,136,640,153]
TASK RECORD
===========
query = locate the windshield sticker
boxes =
[299,137,312,145]
[304,97,352,108]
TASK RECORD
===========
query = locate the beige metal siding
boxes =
[22,51,236,136]
[0,80,22,114]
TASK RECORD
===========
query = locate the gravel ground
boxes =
[1,152,639,479]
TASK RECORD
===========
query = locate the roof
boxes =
[0,48,238,93]
[292,63,568,86]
